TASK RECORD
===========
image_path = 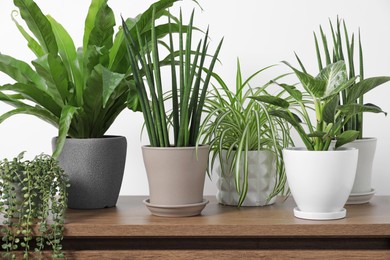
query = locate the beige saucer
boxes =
[143,199,209,217]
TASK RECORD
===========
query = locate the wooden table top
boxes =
[63,196,390,237]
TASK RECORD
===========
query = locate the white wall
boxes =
[0,0,389,196]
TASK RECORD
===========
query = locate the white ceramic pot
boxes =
[342,138,376,194]
[283,147,358,220]
[214,150,276,206]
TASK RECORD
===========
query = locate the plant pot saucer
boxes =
[143,199,209,217]
[346,189,375,205]
[293,207,346,220]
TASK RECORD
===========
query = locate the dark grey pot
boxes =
[52,136,127,209]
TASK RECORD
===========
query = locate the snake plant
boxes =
[0,0,183,158]
[123,9,223,147]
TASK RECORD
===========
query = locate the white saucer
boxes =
[346,189,375,205]
[293,207,346,220]
[143,199,209,217]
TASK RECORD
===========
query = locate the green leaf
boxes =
[126,81,141,112]
[53,105,79,158]
[13,0,58,55]
[335,130,359,148]
[323,95,339,124]
[282,61,326,98]
[47,15,82,100]
[275,82,303,101]
[0,54,44,88]
[102,67,125,108]
[346,76,390,103]
[0,83,62,117]
[316,61,348,98]
[250,95,289,109]
[0,106,58,128]
[307,131,328,138]
[83,0,106,54]
[11,10,44,57]
[338,103,387,116]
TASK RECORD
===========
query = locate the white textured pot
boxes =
[283,147,358,220]
[142,145,209,217]
[342,138,376,194]
[214,150,276,206]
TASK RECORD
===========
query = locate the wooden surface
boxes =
[64,196,390,237]
[3,196,390,259]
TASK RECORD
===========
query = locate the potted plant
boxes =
[311,17,390,203]
[123,9,223,217]
[0,0,183,209]
[198,60,292,207]
[0,152,69,259]
[252,60,385,220]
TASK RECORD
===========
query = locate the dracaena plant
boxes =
[0,0,183,158]
[197,60,293,206]
[123,9,223,147]
[309,17,390,138]
[252,60,387,151]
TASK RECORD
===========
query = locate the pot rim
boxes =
[142,145,209,151]
[283,147,357,153]
[52,135,126,141]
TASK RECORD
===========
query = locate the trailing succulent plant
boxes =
[0,153,69,259]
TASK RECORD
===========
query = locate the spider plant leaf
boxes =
[335,130,359,149]
[102,67,125,108]
[11,10,44,57]
[53,105,79,159]
[346,76,390,103]
[236,58,243,101]
[250,95,289,109]
[13,0,58,55]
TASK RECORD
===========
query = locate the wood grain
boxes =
[62,196,390,237]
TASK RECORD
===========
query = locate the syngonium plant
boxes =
[0,0,185,158]
[307,17,390,138]
[252,60,388,151]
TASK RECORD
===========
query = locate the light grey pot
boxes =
[215,150,277,206]
[142,145,209,206]
[52,136,127,209]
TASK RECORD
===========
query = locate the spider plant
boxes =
[252,60,387,151]
[0,0,184,158]
[198,60,292,206]
[307,17,390,138]
[123,9,223,147]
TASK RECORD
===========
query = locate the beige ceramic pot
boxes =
[142,145,209,207]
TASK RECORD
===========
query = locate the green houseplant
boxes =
[198,60,292,207]
[310,17,390,201]
[0,153,69,259]
[252,60,384,220]
[0,0,184,209]
[124,9,223,217]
